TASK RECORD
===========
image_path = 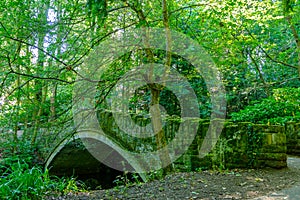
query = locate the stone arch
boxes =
[45,130,147,183]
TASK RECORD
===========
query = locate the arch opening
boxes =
[46,138,144,189]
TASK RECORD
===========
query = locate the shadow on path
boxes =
[254,156,300,200]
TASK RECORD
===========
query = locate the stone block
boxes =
[272,133,286,145]
[253,124,284,134]
[260,144,286,153]
[263,160,287,168]
[256,153,287,161]
[260,133,286,146]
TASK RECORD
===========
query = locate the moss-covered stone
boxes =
[253,124,284,133]
[256,153,287,161]
[260,145,287,153]
[46,111,293,175]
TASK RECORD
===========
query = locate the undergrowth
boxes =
[0,139,86,199]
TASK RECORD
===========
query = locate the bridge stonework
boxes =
[174,122,287,171]
[286,122,300,155]
[44,111,290,181]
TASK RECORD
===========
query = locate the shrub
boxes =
[0,138,85,199]
[230,87,300,125]
[0,159,85,199]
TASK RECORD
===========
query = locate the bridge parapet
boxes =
[174,121,287,171]
[286,122,300,155]
[44,110,288,181]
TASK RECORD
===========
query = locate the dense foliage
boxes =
[231,87,300,124]
[0,0,299,196]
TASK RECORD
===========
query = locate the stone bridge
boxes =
[44,129,149,186]
[43,111,203,183]
[40,111,298,187]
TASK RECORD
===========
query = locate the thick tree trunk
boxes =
[123,0,173,174]
[150,86,173,174]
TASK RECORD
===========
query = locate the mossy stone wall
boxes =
[44,111,292,173]
[174,122,287,171]
[285,122,300,155]
[91,112,289,170]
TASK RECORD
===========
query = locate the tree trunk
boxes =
[123,0,173,174]
[13,43,22,146]
[249,50,270,97]
[31,3,48,145]
[286,15,300,79]
[150,86,173,174]
[49,82,57,121]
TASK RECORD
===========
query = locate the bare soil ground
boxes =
[46,156,300,200]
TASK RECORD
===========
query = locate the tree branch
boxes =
[246,28,298,70]
[169,3,211,15]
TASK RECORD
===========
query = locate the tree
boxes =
[0,0,299,174]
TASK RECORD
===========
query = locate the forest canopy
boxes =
[0,0,299,198]
[0,0,299,146]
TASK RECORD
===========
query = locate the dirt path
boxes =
[46,156,300,200]
[254,156,300,200]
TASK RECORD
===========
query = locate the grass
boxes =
[0,159,86,200]
[0,138,86,200]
